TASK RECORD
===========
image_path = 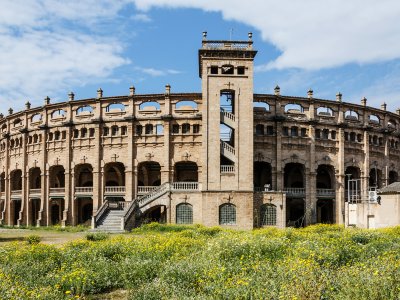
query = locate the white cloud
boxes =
[132,0,400,70]
[135,67,181,76]
[0,0,130,111]
[132,13,152,22]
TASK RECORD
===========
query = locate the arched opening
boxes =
[253,102,270,112]
[10,169,22,191]
[175,100,198,110]
[142,205,167,224]
[389,171,398,184]
[75,164,93,187]
[316,165,334,189]
[369,114,380,124]
[139,101,161,111]
[369,167,382,188]
[29,167,41,189]
[317,106,333,117]
[254,162,272,190]
[0,172,5,192]
[106,103,125,112]
[76,105,94,115]
[49,165,65,188]
[260,204,277,226]
[176,203,193,224]
[345,110,359,121]
[104,162,125,187]
[138,162,161,187]
[51,109,66,119]
[174,162,198,182]
[284,163,305,188]
[316,199,333,224]
[255,124,264,135]
[284,103,303,114]
[219,203,236,225]
[31,114,42,122]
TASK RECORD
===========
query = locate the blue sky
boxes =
[1,0,400,113]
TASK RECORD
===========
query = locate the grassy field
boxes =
[1,224,400,299]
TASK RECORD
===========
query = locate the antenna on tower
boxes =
[229,28,234,40]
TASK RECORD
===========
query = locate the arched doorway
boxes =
[316,165,334,189]
[284,163,305,188]
[138,161,161,186]
[29,167,41,189]
[389,171,398,184]
[10,169,22,225]
[30,198,40,226]
[369,168,382,188]
[50,165,65,188]
[104,162,125,186]
[316,199,333,224]
[142,205,167,224]
[284,163,305,227]
[174,162,198,182]
[75,164,93,187]
[254,162,272,190]
[76,198,93,225]
[286,199,305,227]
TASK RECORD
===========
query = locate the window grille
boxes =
[176,203,193,224]
[260,204,277,226]
[219,204,236,225]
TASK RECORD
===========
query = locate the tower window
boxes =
[193,124,200,134]
[136,125,143,135]
[237,66,245,75]
[172,124,180,134]
[221,64,234,75]
[210,66,218,74]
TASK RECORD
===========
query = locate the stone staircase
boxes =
[92,209,125,233]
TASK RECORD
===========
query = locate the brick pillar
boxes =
[275,122,283,191]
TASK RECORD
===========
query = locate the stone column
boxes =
[384,136,389,187]
[275,121,283,191]
[308,125,316,225]
[362,131,369,199]
[25,170,30,226]
[70,170,76,225]
[62,170,71,227]
[336,128,345,225]
[45,166,50,226]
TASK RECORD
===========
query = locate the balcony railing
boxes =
[104,186,126,194]
[283,188,305,197]
[316,189,335,197]
[171,182,199,191]
[11,190,22,197]
[221,165,235,173]
[29,189,41,195]
[50,187,65,194]
[137,186,157,195]
[75,187,93,194]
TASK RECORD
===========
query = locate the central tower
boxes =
[199,32,257,192]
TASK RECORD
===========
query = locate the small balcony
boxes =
[316,188,335,198]
[75,187,93,196]
[171,182,199,191]
[283,188,306,197]
[104,186,126,196]
[29,189,41,196]
[221,165,235,173]
[50,187,65,197]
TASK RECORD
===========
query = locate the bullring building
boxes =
[0,33,399,231]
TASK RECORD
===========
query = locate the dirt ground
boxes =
[0,228,89,246]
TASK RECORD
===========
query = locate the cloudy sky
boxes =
[1,0,400,113]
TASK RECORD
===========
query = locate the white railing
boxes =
[221,165,235,173]
[138,183,170,206]
[220,140,235,155]
[220,109,235,122]
[316,189,335,196]
[11,190,22,196]
[171,182,199,191]
[75,187,93,193]
[284,188,306,196]
[137,186,157,195]
[105,186,126,193]
[29,189,41,195]
[202,40,252,50]
[50,187,65,194]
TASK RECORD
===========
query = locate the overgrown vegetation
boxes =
[1,223,400,299]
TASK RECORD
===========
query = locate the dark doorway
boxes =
[30,198,40,226]
[286,198,305,227]
[142,205,167,224]
[317,199,334,224]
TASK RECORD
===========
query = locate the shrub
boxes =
[25,234,41,244]
[85,232,109,241]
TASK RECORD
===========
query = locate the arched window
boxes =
[345,110,359,121]
[54,131,60,140]
[76,105,94,115]
[322,129,329,139]
[81,128,87,138]
[291,126,298,137]
[52,109,66,119]
[73,129,79,139]
[317,106,333,117]
[13,118,22,127]
[219,204,236,225]
[33,134,38,143]
[103,127,109,136]
[285,103,304,113]
[106,103,125,112]
[350,132,356,142]
[121,126,127,135]
[253,102,270,112]
[48,132,53,141]
[89,128,95,137]
[369,114,380,124]
[176,203,193,224]
[31,114,42,122]
[260,204,277,226]
[139,101,161,110]
[175,100,198,110]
